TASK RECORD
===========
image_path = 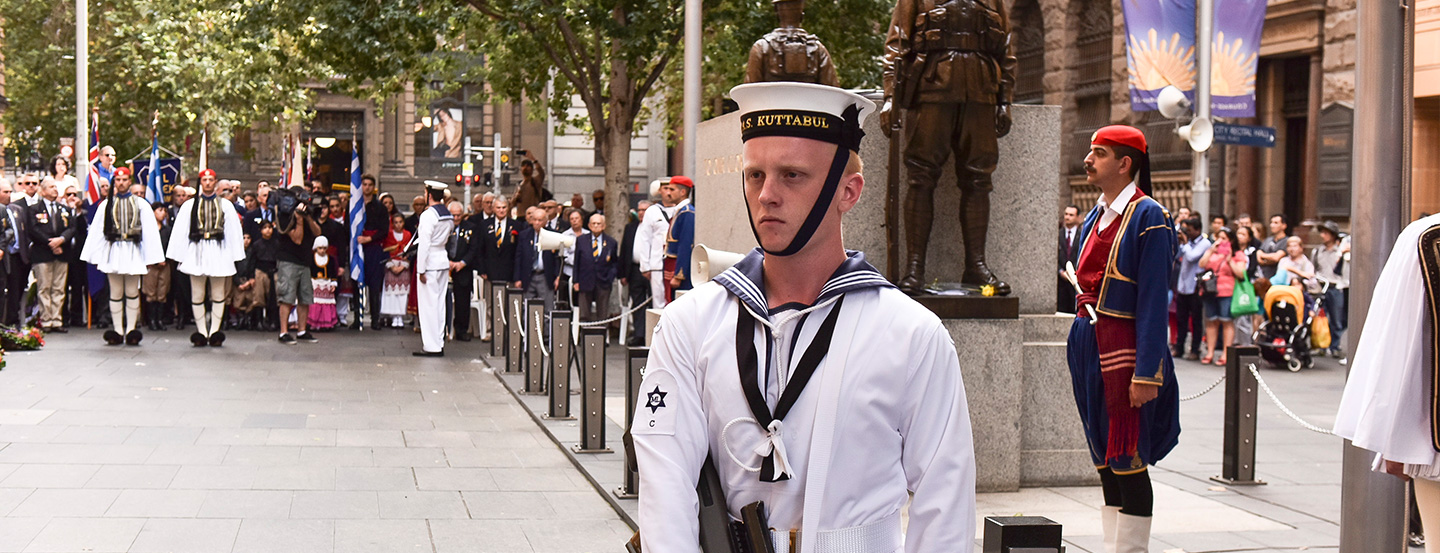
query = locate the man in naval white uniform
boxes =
[80,167,164,346]
[413,181,454,357]
[632,82,976,553]
[634,177,689,309]
[167,168,246,347]
[1334,213,1440,552]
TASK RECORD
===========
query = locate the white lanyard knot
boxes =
[752,419,795,480]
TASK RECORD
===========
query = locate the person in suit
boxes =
[572,213,619,323]
[27,177,81,331]
[481,197,520,307]
[1057,204,1082,314]
[0,177,30,326]
[619,201,650,346]
[61,183,90,329]
[447,200,484,341]
[512,206,561,315]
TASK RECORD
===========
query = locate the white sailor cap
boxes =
[730,82,876,152]
[423,180,449,191]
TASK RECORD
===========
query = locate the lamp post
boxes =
[682,0,700,177]
[75,0,88,183]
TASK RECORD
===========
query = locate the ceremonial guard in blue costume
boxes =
[1066,125,1180,553]
[663,177,695,300]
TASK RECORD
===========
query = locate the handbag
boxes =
[1230,277,1260,316]
[1198,270,1217,295]
[1311,308,1332,349]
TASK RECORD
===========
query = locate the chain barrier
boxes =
[1181,373,1226,401]
[1247,363,1335,435]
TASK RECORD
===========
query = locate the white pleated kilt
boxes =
[81,241,152,275]
[171,241,239,277]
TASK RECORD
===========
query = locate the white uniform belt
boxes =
[771,512,903,553]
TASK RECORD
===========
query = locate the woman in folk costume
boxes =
[380,212,414,327]
[79,167,164,346]
[167,168,246,347]
[1066,125,1181,553]
[1334,213,1440,553]
[307,235,339,330]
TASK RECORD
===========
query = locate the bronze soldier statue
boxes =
[745,0,840,87]
[881,0,1016,295]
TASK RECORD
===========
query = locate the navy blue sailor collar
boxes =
[430,203,452,220]
[712,248,894,321]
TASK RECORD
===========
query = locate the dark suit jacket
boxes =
[1057,225,1081,313]
[572,232,619,292]
[244,206,276,236]
[480,217,521,282]
[3,203,29,265]
[449,216,486,286]
[1058,225,1081,270]
[26,200,79,264]
[619,220,645,284]
[512,227,560,289]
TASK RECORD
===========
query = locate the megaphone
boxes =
[691,244,745,285]
[538,228,575,251]
[1176,117,1214,153]
[1157,86,1191,119]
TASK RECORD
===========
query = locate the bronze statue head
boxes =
[773,0,804,28]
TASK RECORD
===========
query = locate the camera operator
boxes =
[272,186,323,345]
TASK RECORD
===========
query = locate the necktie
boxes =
[534,238,543,271]
[593,237,600,258]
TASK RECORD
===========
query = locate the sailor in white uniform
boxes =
[634,177,688,309]
[79,167,164,346]
[633,82,976,553]
[1334,213,1440,552]
[413,180,454,357]
[166,168,246,347]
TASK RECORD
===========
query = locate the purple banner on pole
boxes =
[1209,0,1265,117]
[1122,0,1197,112]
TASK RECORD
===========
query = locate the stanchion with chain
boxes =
[615,346,647,499]
[1212,345,1265,486]
[546,309,574,420]
[490,283,505,357]
[505,287,524,374]
[524,299,546,394]
[573,327,612,454]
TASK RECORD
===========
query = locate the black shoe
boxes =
[125,330,143,346]
[411,350,444,357]
[103,330,123,345]
[295,331,318,343]
[278,333,297,345]
[456,334,472,342]
[190,332,208,347]
[208,332,226,347]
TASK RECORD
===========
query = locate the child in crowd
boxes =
[307,236,339,331]
[229,232,272,330]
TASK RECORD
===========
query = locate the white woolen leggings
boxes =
[189,275,230,337]
[107,274,142,335]
[1418,477,1440,553]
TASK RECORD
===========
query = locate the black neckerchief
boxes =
[735,294,845,482]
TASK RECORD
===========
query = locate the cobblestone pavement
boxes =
[0,327,631,553]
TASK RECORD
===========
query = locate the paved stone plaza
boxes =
[0,327,1420,552]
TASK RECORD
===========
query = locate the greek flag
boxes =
[146,133,162,201]
[347,148,365,283]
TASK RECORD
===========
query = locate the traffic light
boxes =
[470,175,483,186]
[455,174,464,187]
[483,174,493,188]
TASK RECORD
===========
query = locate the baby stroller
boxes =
[1255,283,1327,372]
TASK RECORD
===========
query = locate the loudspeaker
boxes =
[1177,117,1214,153]
[691,244,745,285]
[1157,85,1191,119]
[538,228,576,251]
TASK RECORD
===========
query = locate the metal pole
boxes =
[1212,346,1263,486]
[491,283,505,357]
[573,327,612,454]
[1340,0,1412,550]
[525,299,546,394]
[506,287,524,374]
[75,0,88,181]
[492,132,503,197]
[1191,0,1212,222]
[616,346,647,498]
[547,309,574,420]
[463,135,473,208]
[682,0,701,177]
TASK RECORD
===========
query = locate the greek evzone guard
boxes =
[412,181,453,357]
[1334,213,1440,553]
[167,168,245,347]
[1066,126,1180,553]
[633,82,976,553]
[79,167,164,346]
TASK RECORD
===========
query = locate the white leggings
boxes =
[190,275,230,337]
[1418,477,1440,553]
[107,274,142,335]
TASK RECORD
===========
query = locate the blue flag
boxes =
[347,148,365,284]
[147,134,163,202]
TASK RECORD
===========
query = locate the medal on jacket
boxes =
[732,296,845,482]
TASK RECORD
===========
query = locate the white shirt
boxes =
[415,205,454,273]
[634,252,976,553]
[561,228,581,277]
[635,200,686,272]
[1095,182,1137,231]
[1335,213,1440,471]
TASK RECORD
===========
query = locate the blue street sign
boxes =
[1213,123,1277,148]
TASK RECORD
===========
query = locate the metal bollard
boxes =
[982,516,1063,553]
[573,327,612,454]
[491,282,505,357]
[615,346,647,499]
[524,299,546,394]
[547,309,574,420]
[505,287,524,375]
[1212,345,1266,486]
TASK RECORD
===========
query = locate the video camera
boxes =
[269,186,323,231]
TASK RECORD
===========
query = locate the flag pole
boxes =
[75,0,89,185]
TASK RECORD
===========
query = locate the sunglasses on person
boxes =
[64,192,79,198]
